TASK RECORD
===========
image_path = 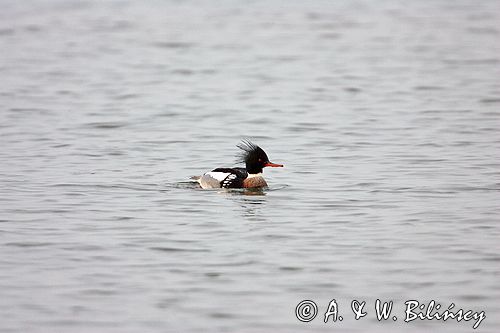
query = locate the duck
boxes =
[193,140,283,189]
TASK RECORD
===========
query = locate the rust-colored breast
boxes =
[243,176,268,188]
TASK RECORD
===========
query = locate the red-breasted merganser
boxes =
[194,140,283,189]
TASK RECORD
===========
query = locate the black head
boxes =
[237,140,283,174]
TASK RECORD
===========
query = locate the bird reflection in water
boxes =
[222,188,267,222]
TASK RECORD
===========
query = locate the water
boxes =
[1,0,499,332]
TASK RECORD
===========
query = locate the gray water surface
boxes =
[1,0,499,332]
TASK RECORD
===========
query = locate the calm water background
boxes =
[1,0,499,332]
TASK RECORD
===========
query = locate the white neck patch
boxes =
[247,173,263,178]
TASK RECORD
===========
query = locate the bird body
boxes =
[194,141,283,189]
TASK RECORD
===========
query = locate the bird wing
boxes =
[210,168,247,188]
